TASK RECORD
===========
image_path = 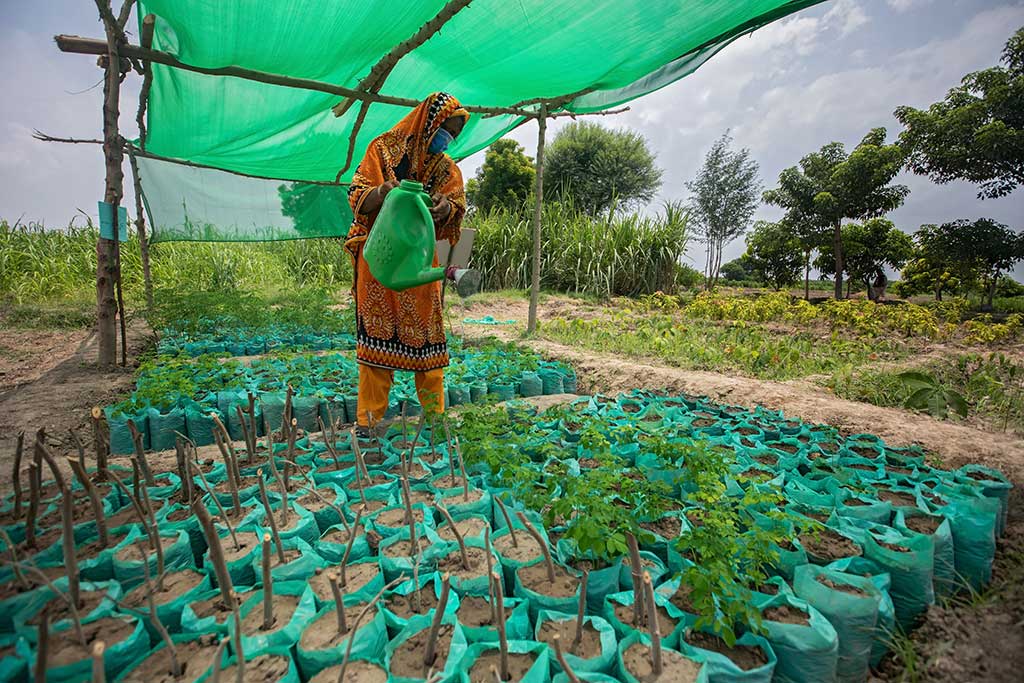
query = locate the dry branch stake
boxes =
[642,572,663,676]
[256,470,287,564]
[235,405,257,465]
[261,534,275,631]
[339,506,365,587]
[552,635,581,683]
[516,512,555,581]
[284,458,351,533]
[626,532,645,626]
[110,475,165,590]
[230,590,245,683]
[493,496,518,547]
[12,432,24,519]
[317,417,343,472]
[136,540,181,677]
[573,568,589,651]
[25,461,39,548]
[328,571,348,634]
[60,493,82,610]
[68,454,109,549]
[492,571,509,680]
[192,497,234,606]
[437,505,470,570]
[209,637,229,683]
[126,419,156,485]
[189,460,240,551]
[485,528,495,622]
[91,406,109,479]
[12,558,85,646]
[423,573,452,670]
[91,641,106,683]
[34,605,48,683]
[335,578,402,683]
[0,529,28,590]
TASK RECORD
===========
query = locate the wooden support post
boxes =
[527,104,547,335]
[94,0,125,367]
[128,151,153,313]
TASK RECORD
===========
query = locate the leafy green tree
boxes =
[763,128,909,300]
[719,255,756,283]
[277,182,351,236]
[544,121,663,216]
[465,138,535,213]
[895,27,1024,199]
[686,132,762,289]
[745,220,803,291]
[953,218,1023,309]
[814,218,914,301]
[896,223,976,301]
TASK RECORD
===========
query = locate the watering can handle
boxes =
[416,192,434,238]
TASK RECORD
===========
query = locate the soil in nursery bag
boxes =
[309,660,388,683]
[683,631,768,671]
[667,584,698,614]
[214,653,292,682]
[799,529,861,564]
[537,618,603,659]
[239,594,299,636]
[220,530,261,564]
[23,587,111,626]
[451,594,496,629]
[639,516,682,539]
[903,514,943,535]
[48,616,136,668]
[872,488,919,509]
[437,516,489,542]
[387,460,431,480]
[436,546,492,581]
[517,562,579,597]
[622,642,703,683]
[309,563,380,603]
[467,650,537,683]
[372,505,428,529]
[113,533,185,563]
[387,585,439,619]
[816,576,867,596]
[298,603,380,651]
[761,604,809,626]
[494,530,544,563]
[118,634,221,683]
[613,601,678,637]
[388,622,455,679]
[123,567,206,612]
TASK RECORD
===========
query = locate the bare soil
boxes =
[117,635,220,683]
[239,594,297,635]
[763,604,810,626]
[622,642,702,683]
[517,562,578,598]
[614,601,678,637]
[536,617,603,659]
[124,568,205,610]
[371,506,426,529]
[216,653,291,682]
[456,595,496,629]
[387,585,438,619]
[387,623,454,679]
[309,563,379,603]
[903,514,944,535]
[817,576,867,597]
[437,515,489,542]
[299,603,379,650]
[684,631,767,671]
[436,546,491,581]
[493,529,543,563]
[309,661,388,683]
[467,651,537,683]
[799,529,861,564]
[50,616,135,668]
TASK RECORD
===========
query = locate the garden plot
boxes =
[1,384,1010,682]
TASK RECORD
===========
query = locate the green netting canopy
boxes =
[135,0,825,242]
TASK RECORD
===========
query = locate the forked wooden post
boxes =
[527,104,547,335]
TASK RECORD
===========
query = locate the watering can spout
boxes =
[446,267,481,298]
[363,180,446,291]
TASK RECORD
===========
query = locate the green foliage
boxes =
[764,128,909,298]
[898,371,969,420]
[996,275,1024,298]
[544,121,664,215]
[276,182,352,237]
[469,200,688,298]
[813,218,914,301]
[719,256,757,283]
[895,27,1024,199]
[686,132,762,288]
[745,220,803,291]
[465,138,535,214]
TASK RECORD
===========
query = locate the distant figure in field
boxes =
[344,92,468,435]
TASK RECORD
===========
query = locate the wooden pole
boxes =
[527,105,547,335]
[94,0,125,367]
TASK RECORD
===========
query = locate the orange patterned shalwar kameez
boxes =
[344,92,468,427]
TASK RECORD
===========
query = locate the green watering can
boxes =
[363,179,445,291]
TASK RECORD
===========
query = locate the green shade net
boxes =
[136,0,826,242]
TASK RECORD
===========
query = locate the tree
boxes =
[763,128,909,300]
[952,218,1023,309]
[544,121,663,215]
[686,132,761,289]
[720,255,756,283]
[745,220,803,291]
[895,27,1024,199]
[465,138,535,213]
[814,218,914,301]
[277,182,351,236]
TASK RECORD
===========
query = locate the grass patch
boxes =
[0,300,95,330]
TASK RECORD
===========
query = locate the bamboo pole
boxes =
[527,105,547,335]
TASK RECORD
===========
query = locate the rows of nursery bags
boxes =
[5,390,1008,682]
[105,336,577,454]
[156,324,357,358]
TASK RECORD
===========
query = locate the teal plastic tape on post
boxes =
[98,201,129,241]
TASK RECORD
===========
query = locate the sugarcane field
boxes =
[1,2,1023,682]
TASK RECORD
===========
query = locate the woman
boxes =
[345,92,469,434]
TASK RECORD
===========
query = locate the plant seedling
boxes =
[328,571,348,634]
[493,496,518,547]
[91,641,105,683]
[423,573,452,671]
[437,505,471,571]
[516,511,555,582]
[261,534,275,631]
[573,568,589,651]
[552,635,581,683]
[642,572,663,676]
[256,469,287,564]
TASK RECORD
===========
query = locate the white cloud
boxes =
[823,0,870,37]
[887,0,933,13]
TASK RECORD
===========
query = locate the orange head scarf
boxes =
[346,92,469,246]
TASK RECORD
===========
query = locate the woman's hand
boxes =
[429,193,452,225]
[358,180,398,215]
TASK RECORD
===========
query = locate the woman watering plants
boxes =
[344,92,469,436]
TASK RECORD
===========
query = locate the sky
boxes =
[2,0,1022,277]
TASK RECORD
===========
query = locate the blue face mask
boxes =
[428,127,454,155]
